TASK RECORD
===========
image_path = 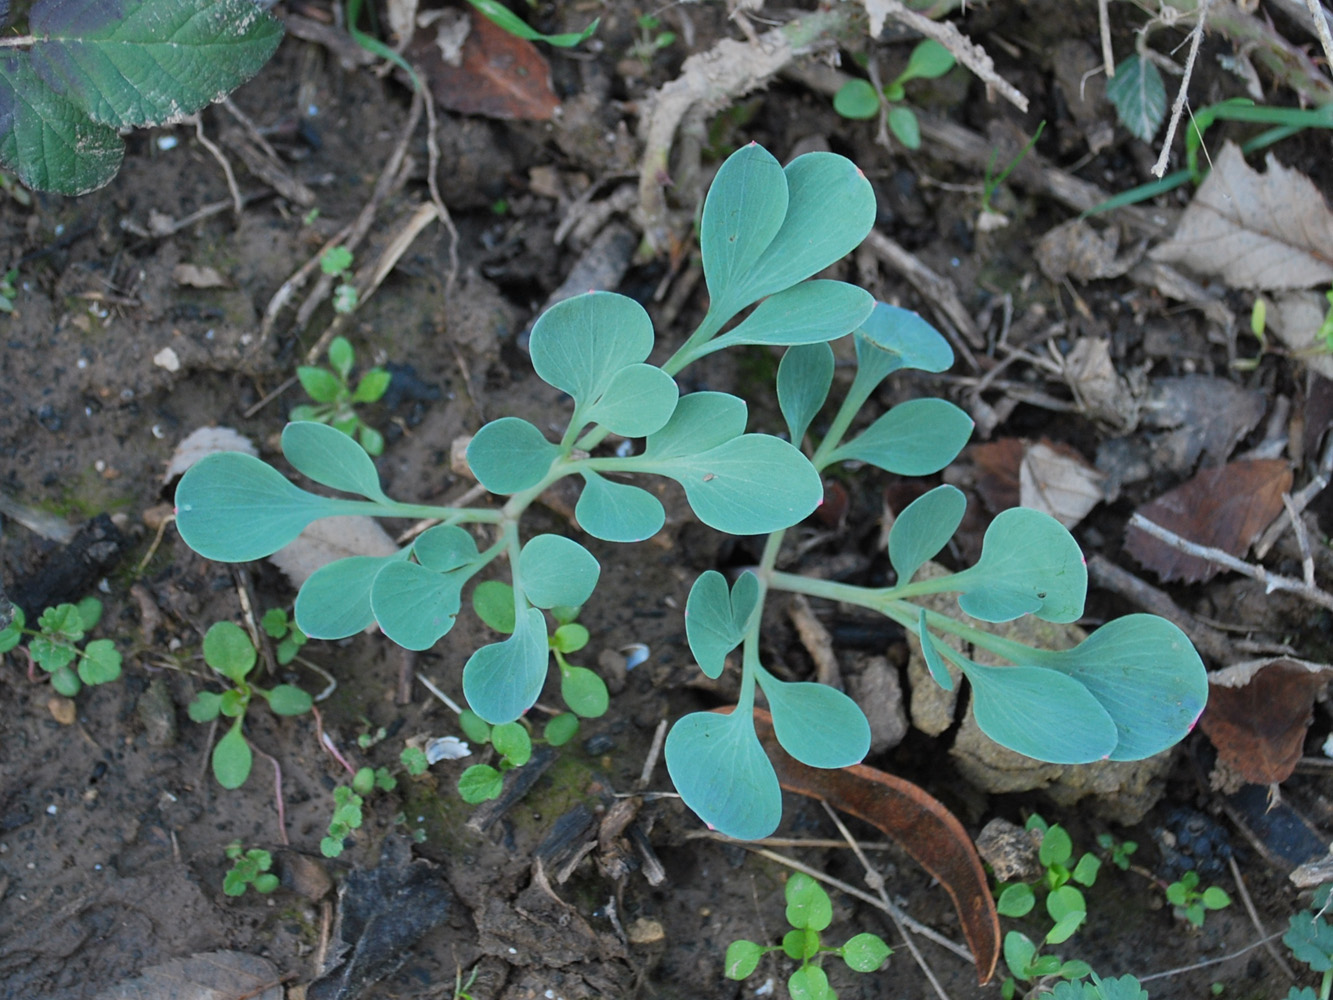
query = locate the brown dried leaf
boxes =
[172,264,230,289]
[969,437,1024,513]
[1199,658,1333,784]
[1150,142,1333,290]
[92,950,281,1000]
[1125,459,1293,583]
[1019,441,1107,528]
[268,516,398,588]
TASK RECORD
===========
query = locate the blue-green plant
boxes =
[223,840,279,897]
[833,39,956,149]
[725,872,891,998]
[0,598,122,696]
[292,334,391,457]
[187,621,314,790]
[0,0,282,195]
[173,141,1208,840]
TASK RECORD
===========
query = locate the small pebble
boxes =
[47,697,77,726]
[626,917,665,944]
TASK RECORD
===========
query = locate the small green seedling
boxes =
[833,39,956,149]
[980,121,1045,217]
[1096,833,1139,872]
[400,745,430,775]
[630,13,676,65]
[725,873,891,998]
[187,621,314,790]
[322,783,364,857]
[0,268,18,313]
[223,840,279,897]
[1164,870,1231,928]
[260,607,308,666]
[292,334,391,456]
[319,246,359,315]
[0,598,122,696]
[1284,885,1333,1000]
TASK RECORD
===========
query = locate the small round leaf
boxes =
[203,622,256,682]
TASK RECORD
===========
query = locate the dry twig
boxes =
[1152,0,1212,177]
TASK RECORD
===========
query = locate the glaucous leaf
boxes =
[370,561,466,650]
[282,421,389,502]
[176,452,363,562]
[643,391,748,460]
[889,484,967,583]
[575,470,665,542]
[295,552,408,639]
[518,534,599,609]
[529,292,654,413]
[831,398,973,475]
[213,720,252,790]
[203,621,255,682]
[665,707,782,840]
[561,666,608,717]
[701,143,789,306]
[777,342,834,444]
[952,508,1087,623]
[854,303,955,390]
[266,684,313,716]
[685,570,760,678]
[466,417,560,494]
[919,610,955,691]
[412,524,479,572]
[582,363,679,438]
[463,608,549,724]
[762,676,870,768]
[708,281,874,352]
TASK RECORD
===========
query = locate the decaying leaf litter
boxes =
[2,0,1333,997]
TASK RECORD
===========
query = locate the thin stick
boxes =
[191,114,244,219]
[251,744,290,846]
[637,719,668,789]
[1098,0,1116,77]
[1138,929,1287,982]
[1227,854,1297,980]
[1153,0,1213,177]
[417,673,465,714]
[422,90,460,295]
[1255,434,1333,558]
[310,706,357,776]
[1128,513,1333,611]
[1306,0,1333,77]
[242,374,298,419]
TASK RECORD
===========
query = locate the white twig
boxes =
[416,673,465,714]
[1306,0,1333,77]
[1153,0,1212,177]
[1099,0,1116,77]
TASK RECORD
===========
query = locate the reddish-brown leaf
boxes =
[1199,658,1332,784]
[410,10,559,121]
[1124,458,1292,583]
[751,709,1001,984]
[968,438,1023,513]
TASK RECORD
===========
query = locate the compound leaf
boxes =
[463,607,548,724]
[213,720,252,790]
[777,342,834,444]
[701,142,789,306]
[1106,54,1166,143]
[643,391,748,460]
[518,534,599,609]
[889,484,966,584]
[412,524,479,572]
[952,508,1087,623]
[175,452,362,562]
[295,552,408,639]
[762,675,869,769]
[529,291,655,416]
[370,561,466,650]
[28,0,284,130]
[583,362,679,438]
[282,421,389,502]
[575,470,665,542]
[854,303,955,390]
[685,570,759,679]
[831,398,973,475]
[467,417,560,494]
[665,707,782,840]
[708,280,874,352]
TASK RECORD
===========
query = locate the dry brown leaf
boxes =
[92,950,281,1000]
[1268,291,1333,381]
[1125,458,1293,583]
[1199,658,1333,785]
[268,516,398,588]
[1150,142,1333,290]
[1019,441,1107,528]
[163,427,257,483]
[1063,338,1139,429]
[969,438,1024,513]
[172,264,230,289]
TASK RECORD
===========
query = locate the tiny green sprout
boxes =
[981,121,1045,215]
[260,607,307,666]
[630,13,676,64]
[223,840,279,897]
[322,784,365,857]
[319,246,359,314]
[401,745,430,775]
[1096,833,1138,871]
[726,873,891,997]
[187,621,313,790]
[1319,289,1333,353]
[833,39,956,149]
[1164,871,1231,928]
[0,268,19,313]
[0,598,122,697]
[292,335,392,456]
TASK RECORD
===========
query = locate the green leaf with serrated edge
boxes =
[412,524,478,572]
[466,417,560,494]
[1023,615,1206,760]
[0,54,122,195]
[834,78,880,119]
[27,0,283,130]
[842,932,891,972]
[1091,975,1149,1000]
[642,391,748,461]
[1286,912,1333,971]
[472,580,515,633]
[282,421,388,502]
[777,342,834,444]
[353,368,391,403]
[890,485,966,584]
[762,674,869,768]
[188,691,222,722]
[787,964,831,1000]
[575,470,665,542]
[785,872,833,931]
[830,398,973,475]
[203,622,255,682]
[724,939,763,980]
[1004,931,1037,981]
[949,507,1087,624]
[648,434,823,535]
[700,143,788,306]
[518,534,599,609]
[888,105,921,149]
[561,666,608,717]
[960,654,1118,763]
[463,607,548,724]
[707,281,874,352]
[465,0,597,47]
[901,39,955,81]
[295,552,409,639]
[458,763,503,803]
[664,707,782,840]
[213,720,252,789]
[176,452,365,562]
[370,561,465,650]
[30,634,75,671]
[40,603,84,642]
[684,570,759,679]
[854,303,955,392]
[544,713,579,746]
[529,291,654,416]
[997,884,1035,918]
[491,721,532,766]
[582,363,679,438]
[265,684,312,716]
[1106,54,1167,143]
[298,366,341,403]
[77,639,120,685]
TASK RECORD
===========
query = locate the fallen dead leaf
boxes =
[1268,291,1333,382]
[268,516,398,589]
[163,427,258,484]
[969,438,1024,513]
[1035,219,1142,283]
[1063,338,1140,430]
[1151,142,1333,290]
[92,950,282,1000]
[1125,459,1293,583]
[1019,441,1107,528]
[172,264,230,289]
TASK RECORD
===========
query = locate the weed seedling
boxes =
[834,39,956,149]
[292,334,391,456]
[1284,885,1333,1000]
[319,246,359,315]
[1164,870,1231,928]
[0,598,122,696]
[726,873,891,998]
[223,840,279,897]
[1096,833,1139,871]
[187,621,313,789]
[260,607,308,666]
[630,13,676,65]
[0,268,18,313]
